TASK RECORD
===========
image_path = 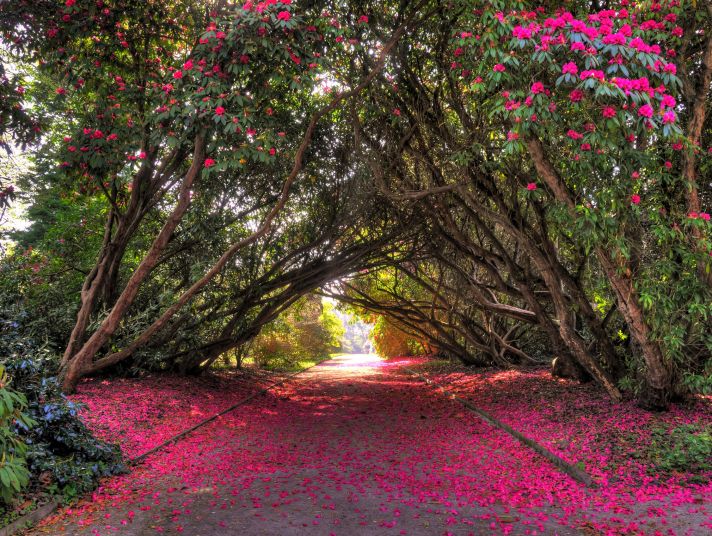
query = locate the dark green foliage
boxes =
[642,425,712,481]
[0,309,125,500]
[0,365,34,504]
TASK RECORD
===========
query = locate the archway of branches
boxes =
[1,0,709,413]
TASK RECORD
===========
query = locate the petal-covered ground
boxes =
[70,369,291,459]
[30,355,712,535]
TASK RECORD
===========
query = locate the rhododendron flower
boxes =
[204,158,216,168]
[512,26,533,40]
[662,111,676,124]
[631,171,640,180]
[493,64,506,72]
[569,89,584,102]
[602,32,626,45]
[663,63,677,74]
[183,60,193,70]
[56,87,66,95]
[530,82,545,94]
[277,11,291,21]
[526,182,537,191]
[661,95,676,108]
[581,70,605,81]
[580,143,591,151]
[638,104,654,118]
[507,131,519,141]
[215,106,225,116]
[562,62,578,75]
[358,15,369,24]
[631,194,641,205]
[173,70,183,79]
[567,129,583,140]
[701,213,711,221]
[664,161,672,169]
[602,106,616,118]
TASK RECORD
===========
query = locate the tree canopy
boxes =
[0,0,710,416]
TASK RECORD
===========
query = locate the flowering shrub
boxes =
[1,0,710,412]
[442,0,711,406]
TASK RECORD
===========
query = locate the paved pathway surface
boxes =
[29,355,707,535]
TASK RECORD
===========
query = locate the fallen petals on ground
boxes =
[32,355,712,536]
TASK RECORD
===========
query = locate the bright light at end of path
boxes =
[322,353,385,371]
[322,353,419,371]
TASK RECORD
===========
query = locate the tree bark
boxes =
[59,135,206,392]
[525,135,672,408]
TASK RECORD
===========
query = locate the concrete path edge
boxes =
[403,366,597,488]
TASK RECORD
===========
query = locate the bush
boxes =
[250,295,344,370]
[642,425,712,482]
[0,365,35,504]
[371,316,421,358]
[0,307,125,502]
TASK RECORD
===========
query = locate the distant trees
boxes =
[248,295,344,370]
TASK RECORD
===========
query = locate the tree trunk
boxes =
[525,136,672,408]
[59,135,206,392]
[681,27,712,287]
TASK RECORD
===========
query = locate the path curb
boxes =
[403,366,597,488]
[130,363,321,464]
[0,500,59,536]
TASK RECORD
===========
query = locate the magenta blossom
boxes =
[562,62,578,75]
[638,104,654,118]
[530,82,545,94]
